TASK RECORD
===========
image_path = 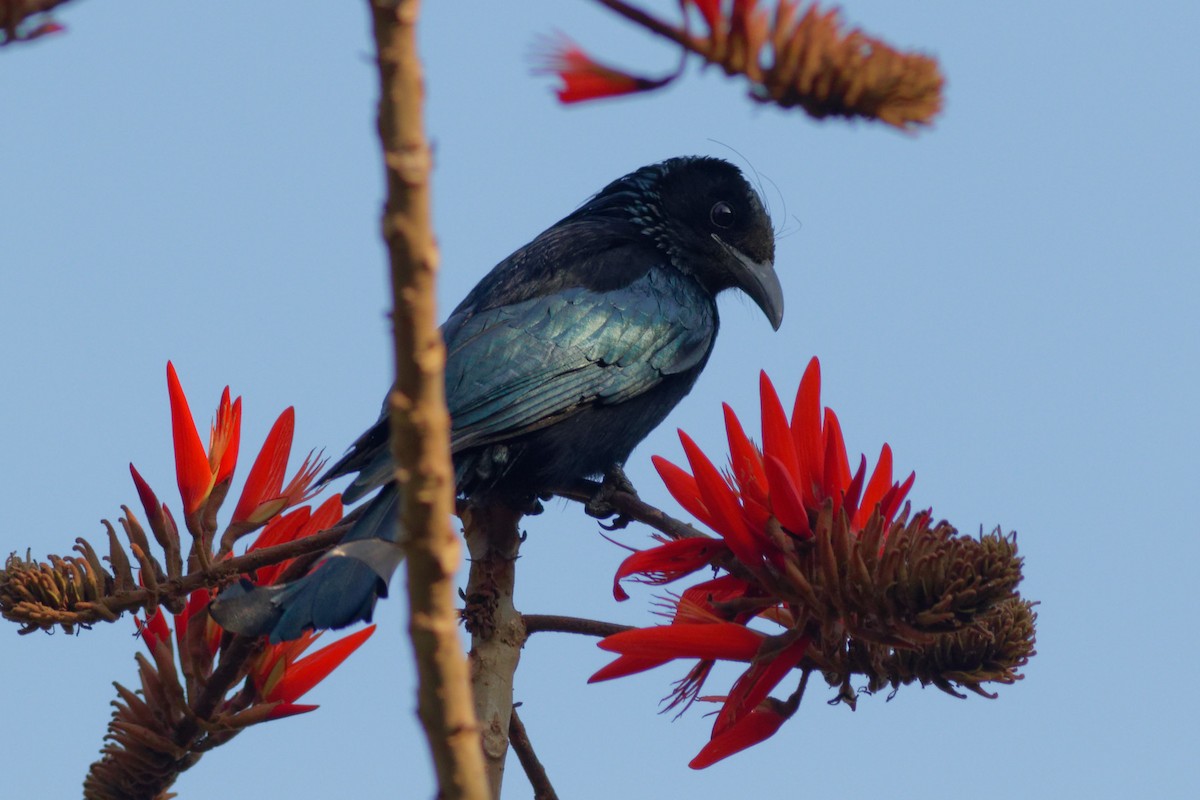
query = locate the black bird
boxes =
[211,156,783,641]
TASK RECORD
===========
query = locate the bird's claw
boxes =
[585,464,637,520]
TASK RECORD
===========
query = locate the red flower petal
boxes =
[689,701,789,769]
[790,358,823,506]
[854,443,893,530]
[540,37,670,103]
[879,470,916,526]
[136,609,171,654]
[266,702,319,720]
[762,454,810,538]
[652,454,717,530]
[231,407,295,524]
[612,537,728,601]
[679,432,761,568]
[598,622,763,662]
[723,403,767,505]
[210,390,241,485]
[713,635,809,736]
[676,574,753,620]
[760,372,802,486]
[167,362,214,515]
[266,625,375,704]
[589,654,670,683]
[688,0,723,32]
[821,408,851,506]
[249,506,310,552]
[842,454,867,525]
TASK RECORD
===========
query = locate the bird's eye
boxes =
[710,201,735,229]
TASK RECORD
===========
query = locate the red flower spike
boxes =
[722,403,767,509]
[689,701,789,769]
[790,358,823,506]
[855,443,894,530]
[167,362,215,515]
[599,622,763,662]
[266,625,376,704]
[612,537,729,601]
[679,432,762,568]
[589,654,671,683]
[209,389,241,486]
[652,454,718,530]
[759,372,802,484]
[231,407,295,524]
[713,635,809,736]
[762,454,811,538]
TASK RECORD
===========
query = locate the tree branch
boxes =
[370,1,487,798]
[523,614,631,638]
[554,478,710,541]
[508,706,558,800]
[462,501,526,798]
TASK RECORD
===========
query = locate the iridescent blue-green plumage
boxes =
[211,156,783,642]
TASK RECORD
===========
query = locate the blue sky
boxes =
[3,1,1198,797]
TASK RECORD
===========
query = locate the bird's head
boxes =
[593,156,783,330]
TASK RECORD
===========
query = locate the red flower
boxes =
[132,363,368,727]
[167,362,238,515]
[249,624,375,719]
[537,35,673,103]
[596,356,919,766]
[230,407,323,525]
[152,363,326,532]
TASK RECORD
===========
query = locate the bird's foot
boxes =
[585,464,637,527]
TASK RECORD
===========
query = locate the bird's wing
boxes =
[445,268,714,450]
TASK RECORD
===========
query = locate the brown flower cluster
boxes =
[782,507,1035,704]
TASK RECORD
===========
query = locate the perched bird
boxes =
[211,156,783,641]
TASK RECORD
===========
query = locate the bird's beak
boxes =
[714,234,784,331]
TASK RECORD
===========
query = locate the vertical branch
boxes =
[462,501,526,798]
[369,1,488,798]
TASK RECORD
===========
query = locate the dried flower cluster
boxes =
[541,0,943,130]
[593,358,1036,767]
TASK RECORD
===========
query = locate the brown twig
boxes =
[369,1,487,798]
[523,614,631,638]
[508,706,558,800]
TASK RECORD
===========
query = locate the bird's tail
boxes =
[210,466,405,643]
